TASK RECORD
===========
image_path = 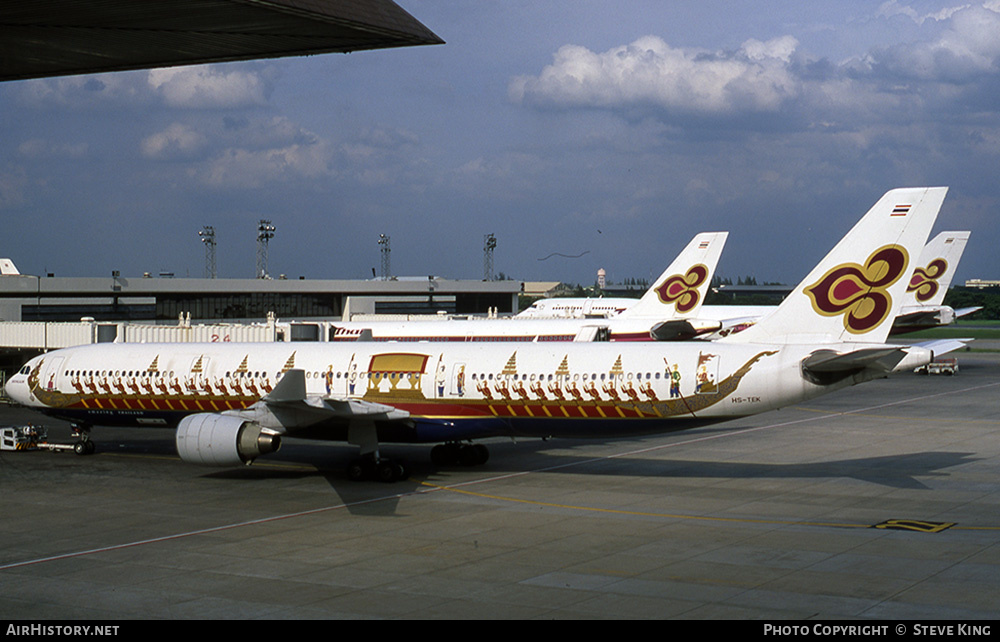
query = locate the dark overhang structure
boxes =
[0,0,444,81]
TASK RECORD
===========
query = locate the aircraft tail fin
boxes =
[904,231,970,307]
[620,232,727,319]
[723,187,947,345]
[0,259,20,276]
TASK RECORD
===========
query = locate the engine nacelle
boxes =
[176,413,281,467]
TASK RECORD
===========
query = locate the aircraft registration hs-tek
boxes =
[4,187,949,482]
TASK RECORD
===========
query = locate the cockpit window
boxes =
[20,366,30,375]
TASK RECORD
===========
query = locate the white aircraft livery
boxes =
[4,187,948,481]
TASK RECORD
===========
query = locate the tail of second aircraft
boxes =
[723,187,947,345]
[903,230,970,308]
[619,232,727,319]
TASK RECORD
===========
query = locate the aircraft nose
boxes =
[3,374,19,402]
[4,362,32,405]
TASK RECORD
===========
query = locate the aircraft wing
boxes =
[228,369,410,432]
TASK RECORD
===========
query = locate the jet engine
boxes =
[176,413,281,466]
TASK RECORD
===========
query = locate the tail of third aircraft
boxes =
[722,187,947,346]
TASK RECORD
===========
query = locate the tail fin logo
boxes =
[907,258,947,303]
[804,246,909,334]
[655,264,709,313]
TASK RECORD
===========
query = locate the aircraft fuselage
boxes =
[5,340,870,443]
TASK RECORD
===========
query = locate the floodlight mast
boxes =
[484,233,496,281]
[378,234,391,280]
[199,226,216,279]
[256,220,275,279]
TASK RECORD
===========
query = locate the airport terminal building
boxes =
[0,272,520,324]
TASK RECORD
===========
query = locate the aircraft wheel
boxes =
[376,460,407,483]
[347,459,370,482]
[458,444,480,466]
[85,440,96,455]
[73,441,87,456]
[433,443,489,467]
[431,443,457,466]
[376,460,398,483]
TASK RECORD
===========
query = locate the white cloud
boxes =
[12,73,147,108]
[141,123,207,160]
[876,1,971,25]
[147,65,271,109]
[17,139,88,159]
[509,35,801,114]
[202,142,333,188]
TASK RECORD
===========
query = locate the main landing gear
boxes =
[430,442,489,467]
[344,443,491,483]
[344,422,490,482]
[347,455,408,483]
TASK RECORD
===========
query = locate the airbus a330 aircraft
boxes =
[328,232,728,343]
[4,187,948,482]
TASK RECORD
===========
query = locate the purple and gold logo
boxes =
[804,246,909,334]
[907,258,948,303]
[656,264,709,313]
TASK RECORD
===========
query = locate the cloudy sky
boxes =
[1,1,998,288]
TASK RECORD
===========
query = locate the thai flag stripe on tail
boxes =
[698,241,710,248]
[892,204,911,216]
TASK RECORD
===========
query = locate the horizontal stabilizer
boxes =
[909,338,972,358]
[802,347,907,382]
[649,318,722,341]
[891,338,971,373]
[892,306,955,331]
[955,307,982,318]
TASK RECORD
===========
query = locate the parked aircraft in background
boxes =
[522,232,974,338]
[894,231,976,331]
[703,230,975,338]
[4,187,948,481]
[328,232,728,342]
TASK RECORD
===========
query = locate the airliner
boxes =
[328,232,727,343]
[4,187,948,482]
